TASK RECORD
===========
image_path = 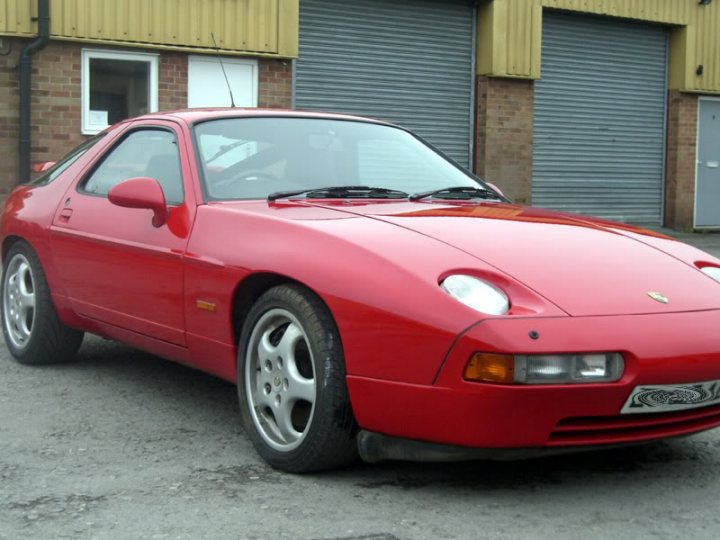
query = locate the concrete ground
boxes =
[2,229,720,540]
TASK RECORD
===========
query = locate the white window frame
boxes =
[81,49,159,135]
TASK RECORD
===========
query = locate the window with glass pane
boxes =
[82,50,158,135]
[194,118,480,200]
[82,129,183,204]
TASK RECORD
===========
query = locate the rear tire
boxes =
[1,241,83,365]
[237,284,357,472]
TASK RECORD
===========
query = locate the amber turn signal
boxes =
[464,353,515,384]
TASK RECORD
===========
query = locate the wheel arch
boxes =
[2,235,26,262]
[2,234,83,330]
[0,234,85,364]
[231,272,338,348]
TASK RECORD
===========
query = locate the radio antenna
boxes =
[211,32,236,107]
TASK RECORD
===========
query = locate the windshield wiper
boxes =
[409,186,503,201]
[206,140,249,164]
[268,185,409,202]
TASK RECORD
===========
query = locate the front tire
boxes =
[237,284,357,472]
[1,241,83,365]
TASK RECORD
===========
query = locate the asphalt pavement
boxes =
[2,230,720,540]
[664,228,720,258]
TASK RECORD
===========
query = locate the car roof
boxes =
[132,108,393,127]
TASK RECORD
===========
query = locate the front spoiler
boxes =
[356,430,642,463]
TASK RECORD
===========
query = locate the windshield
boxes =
[193,117,485,200]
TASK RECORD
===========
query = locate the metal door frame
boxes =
[694,96,720,229]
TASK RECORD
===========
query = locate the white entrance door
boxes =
[187,56,258,108]
[696,99,720,228]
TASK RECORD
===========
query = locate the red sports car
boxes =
[3,109,720,472]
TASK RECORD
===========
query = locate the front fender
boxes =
[184,203,564,384]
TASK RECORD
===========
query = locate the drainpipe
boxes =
[18,0,50,183]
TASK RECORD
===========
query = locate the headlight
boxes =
[440,274,509,315]
[701,266,720,283]
[465,352,624,384]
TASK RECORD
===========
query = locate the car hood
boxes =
[302,200,720,317]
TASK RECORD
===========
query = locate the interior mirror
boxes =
[485,182,505,197]
[108,177,168,227]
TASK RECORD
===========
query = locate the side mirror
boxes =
[108,177,168,227]
[485,182,505,198]
[32,161,56,173]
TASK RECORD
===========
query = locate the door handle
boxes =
[707,161,719,169]
[59,208,73,222]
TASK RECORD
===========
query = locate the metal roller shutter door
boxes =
[295,0,474,167]
[532,12,668,224]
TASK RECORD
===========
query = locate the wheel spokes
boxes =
[3,256,35,347]
[285,364,315,403]
[273,397,303,442]
[246,311,317,450]
[256,329,276,361]
[276,323,303,361]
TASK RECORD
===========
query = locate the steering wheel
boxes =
[209,169,281,198]
[235,170,281,182]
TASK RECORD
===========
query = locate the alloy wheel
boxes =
[3,254,36,349]
[244,308,317,452]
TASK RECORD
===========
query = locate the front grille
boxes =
[549,403,720,445]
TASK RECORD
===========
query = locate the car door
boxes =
[49,121,196,346]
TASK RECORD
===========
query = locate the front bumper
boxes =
[347,310,720,450]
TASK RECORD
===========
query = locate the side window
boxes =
[82,129,184,205]
[31,134,106,186]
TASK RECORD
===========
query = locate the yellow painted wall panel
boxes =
[543,0,690,24]
[0,0,33,34]
[0,0,298,58]
[277,0,298,58]
[478,0,720,93]
[696,2,720,91]
[476,1,497,75]
[508,0,531,75]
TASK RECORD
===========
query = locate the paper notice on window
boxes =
[89,110,108,126]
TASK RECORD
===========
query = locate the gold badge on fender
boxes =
[647,292,669,304]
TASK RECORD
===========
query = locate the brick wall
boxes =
[158,51,188,111]
[258,59,292,108]
[30,41,85,175]
[474,76,534,205]
[0,38,290,195]
[0,38,22,196]
[664,90,698,230]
